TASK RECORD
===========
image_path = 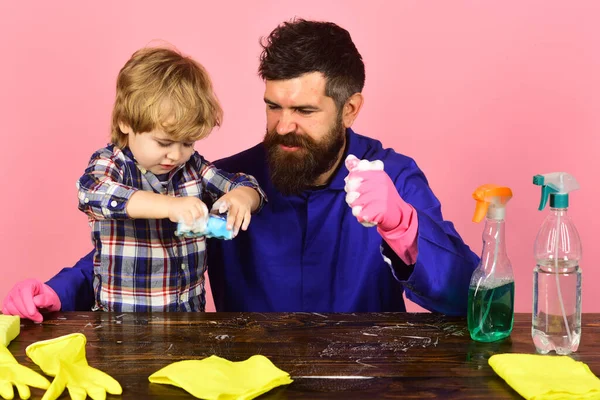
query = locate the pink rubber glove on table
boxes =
[344,154,419,265]
[1,280,61,323]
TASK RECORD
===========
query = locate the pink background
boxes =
[1,1,598,313]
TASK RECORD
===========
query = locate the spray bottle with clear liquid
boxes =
[468,185,515,342]
[532,173,582,355]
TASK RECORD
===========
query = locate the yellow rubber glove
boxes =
[0,344,50,399]
[25,333,122,400]
[0,346,51,400]
[149,354,292,399]
[489,353,600,399]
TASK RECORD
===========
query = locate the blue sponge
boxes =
[175,214,233,240]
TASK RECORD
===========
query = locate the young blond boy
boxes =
[77,47,265,312]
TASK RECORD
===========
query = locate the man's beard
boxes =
[263,118,346,196]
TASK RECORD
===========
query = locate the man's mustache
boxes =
[267,132,312,148]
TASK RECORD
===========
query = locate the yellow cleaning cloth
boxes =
[25,333,122,400]
[149,355,293,399]
[489,353,600,400]
[0,316,20,348]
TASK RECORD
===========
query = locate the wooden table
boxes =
[8,312,600,399]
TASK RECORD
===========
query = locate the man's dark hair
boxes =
[259,19,365,109]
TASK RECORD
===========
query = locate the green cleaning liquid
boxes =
[468,280,515,342]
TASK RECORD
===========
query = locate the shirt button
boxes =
[181,264,187,270]
[84,198,90,204]
[110,200,118,208]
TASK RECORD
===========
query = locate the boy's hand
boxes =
[212,187,260,236]
[167,197,208,226]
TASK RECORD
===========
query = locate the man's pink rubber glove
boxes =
[1,280,61,323]
[344,154,419,265]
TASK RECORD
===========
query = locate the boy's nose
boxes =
[167,146,182,161]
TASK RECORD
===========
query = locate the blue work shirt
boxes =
[47,129,479,315]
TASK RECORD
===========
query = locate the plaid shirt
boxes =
[77,145,266,312]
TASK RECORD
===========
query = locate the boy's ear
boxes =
[118,122,133,134]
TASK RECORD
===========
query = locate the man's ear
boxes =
[118,121,133,134]
[342,93,364,128]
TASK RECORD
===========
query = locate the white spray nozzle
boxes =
[533,172,579,210]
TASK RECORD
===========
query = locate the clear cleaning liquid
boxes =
[532,260,581,355]
[468,280,514,342]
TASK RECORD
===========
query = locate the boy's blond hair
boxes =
[111,47,223,148]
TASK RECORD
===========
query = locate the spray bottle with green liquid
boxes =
[467,184,515,342]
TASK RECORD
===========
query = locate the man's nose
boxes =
[276,111,297,135]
